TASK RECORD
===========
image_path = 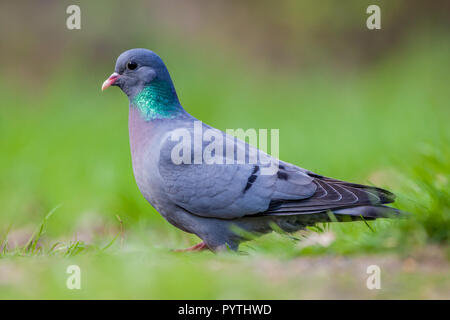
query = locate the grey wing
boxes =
[157,125,316,219]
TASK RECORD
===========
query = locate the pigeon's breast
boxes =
[128,107,163,206]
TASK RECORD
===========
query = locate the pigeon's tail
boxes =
[333,204,404,219]
[262,172,397,216]
[272,205,405,234]
[258,172,405,233]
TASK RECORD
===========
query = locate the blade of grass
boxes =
[22,204,61,255]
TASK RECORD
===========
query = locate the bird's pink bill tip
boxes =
[101,72,120,91]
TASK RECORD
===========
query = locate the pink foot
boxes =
[174,242,208,252]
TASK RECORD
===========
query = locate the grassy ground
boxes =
[0,37,449,299]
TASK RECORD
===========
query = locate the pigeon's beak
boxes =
[102,72,120,91]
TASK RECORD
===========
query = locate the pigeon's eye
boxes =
[127,61,138,70]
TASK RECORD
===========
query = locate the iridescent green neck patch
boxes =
[132,81,182,121]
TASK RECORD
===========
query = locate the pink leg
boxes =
[174,241,208,252]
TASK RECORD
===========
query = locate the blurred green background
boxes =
[0,0,449,299]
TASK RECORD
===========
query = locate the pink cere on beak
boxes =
[102,72,120,91]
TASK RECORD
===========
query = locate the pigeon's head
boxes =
[102,48,174,98]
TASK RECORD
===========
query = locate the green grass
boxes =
[0,36,449,299]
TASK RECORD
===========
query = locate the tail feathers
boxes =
[264,173,396,216]
[333,205,405,219]
[273,205,406,234]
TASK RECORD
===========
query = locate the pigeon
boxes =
[102,48,400,251]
